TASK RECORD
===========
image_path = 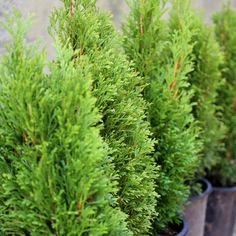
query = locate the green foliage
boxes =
[169,0,226,179]
[50,0,158,234]
[122,0,200,231]
[211,4,236,186]
[0,11,129,235]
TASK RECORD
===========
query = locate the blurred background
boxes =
[1,0,236,58]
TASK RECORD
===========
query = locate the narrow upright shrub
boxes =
[211,4,236,186]
[169,0,225,180]
[123,0,199,231]
[50,0,158,234]
[0,11,129,235]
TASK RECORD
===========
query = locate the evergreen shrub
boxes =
[211,4,236,186]
[122,0,200,231]
[169,0,226,183]
[50,0,158,234]
[0,11,128,235]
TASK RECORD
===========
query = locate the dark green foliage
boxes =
[0,11,129,235]
[122,0,200,231]
[50,0,158,234]
[169,0,226,180]
[211,4,236,186]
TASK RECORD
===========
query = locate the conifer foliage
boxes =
[123,0,199,231]
[50,0,158,234]
[0,11,128,235]
[211,4,236,185]
[169,0,225,179]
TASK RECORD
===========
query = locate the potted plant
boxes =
[122,0,200,234]
[0,10,129,234]
[169,1,225,235]
[205,4,236,236]
[49,0,158,234]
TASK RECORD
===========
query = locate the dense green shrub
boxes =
[169,0,225,181]
[0,11,129,235]
[211,4,236,186]
[122,0,199,231]
[50,0,158,234]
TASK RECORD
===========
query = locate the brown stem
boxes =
[173,88,180,100]
[174,58,181,79]
[80,48,83,57]
[70,0,73,17]
[23,132,28,143]
[140,15,144,36]
[168,79,177,91]
[140,0,144,36]
[168,58,182,99]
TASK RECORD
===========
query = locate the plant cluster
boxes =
[0,0,236,235]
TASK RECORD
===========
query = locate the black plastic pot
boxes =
[176,218,189,236]
[205,185,236,236]
[184,178,212,236]
[158,218,189,236]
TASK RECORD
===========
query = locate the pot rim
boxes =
[188,178,213,201]
[212,185,236,192]
[176,217,189,236]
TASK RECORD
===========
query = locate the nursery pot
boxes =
[204,185,236,236]
[176,218,189,236]
[184,178,212,236]
[158,218,189,236]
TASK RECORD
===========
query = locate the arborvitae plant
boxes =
[50,0,158,234]
[211,4,236,186]
[122,0,199,231]
[169,0,226,182]
[0,11,129,235]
